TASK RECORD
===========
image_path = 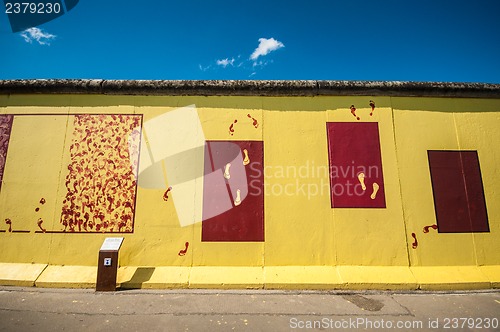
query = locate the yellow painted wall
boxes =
[0,93,499,275]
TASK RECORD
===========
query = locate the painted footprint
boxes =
[247,114,259,128]
[229,119,237,136]
[357,172,366,191]
[423,224,438,233]
[35,198,46,212]
[369,100,376,116]
[163,186,172,201]
[37,218,46,233]
[411,233,418,249]
[242,149,250,166]
[350,105,360,120]
[370,182,379,200]
[234,189,241,206]
[5,218,11,232]
[178,242,189,256]
[224,163,231,180]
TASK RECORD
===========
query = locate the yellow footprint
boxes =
[242,149,250,166]
[223,163,231,180]
[370,182,379,199]
[234,189,241,206]
[357,172,366,191]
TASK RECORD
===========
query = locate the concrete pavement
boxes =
[0,287,499,331]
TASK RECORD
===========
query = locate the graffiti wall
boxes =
[0,93,499,287]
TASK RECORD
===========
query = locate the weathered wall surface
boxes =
[0,90,499,288]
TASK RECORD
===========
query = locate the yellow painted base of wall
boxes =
[35,265,98,288]
[479,266,500,289]
[410,266,492,290]
[0,263,47,287]
[1,264,499,290]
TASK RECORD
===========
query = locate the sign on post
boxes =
[96,237,124,292]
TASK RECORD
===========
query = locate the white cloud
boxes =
[252,59,274,68]
[250,37,284,61]
[20,27,56,45]
[199,64,211,71]
[216,58,235,68]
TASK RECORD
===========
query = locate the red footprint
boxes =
[35,198,46,212]
[178,242,189,256]
[350,105,360,120]
[369,100,376,116]
[247,114,259,128]
[163,186,172,202]
[229,119,237,136]
[423,224,438,233]
[37,218,46,233]
[5,218,12,232]
[411,233,418,249]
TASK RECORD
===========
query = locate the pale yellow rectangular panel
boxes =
[393,106,476,266]
[327,97,408,266]
[0,115,69,263]
[263,110,335,266]
[454,112,500,266]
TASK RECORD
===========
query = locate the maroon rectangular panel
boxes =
[428,150,489,233]
[0,115,14,190]
[202,141,264,242]
[326,122,386,208]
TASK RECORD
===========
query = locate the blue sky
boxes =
[1,0,499,82]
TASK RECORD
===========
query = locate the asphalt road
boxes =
[0,287,498,331]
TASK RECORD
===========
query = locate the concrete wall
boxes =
[0,90,499,289]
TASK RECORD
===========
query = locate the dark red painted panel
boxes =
[0,115,14,190]
[428,150,489,233]
[461,152,489,232]
[202,141,264,242]
[326,122,386,208]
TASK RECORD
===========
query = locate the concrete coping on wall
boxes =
[1,79,500,98]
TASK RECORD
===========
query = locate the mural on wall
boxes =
[35,197,47,233]
[423,224,438,233]
[3,217,29,233]
[411,232,418,249]
[163,186,172,202]
[4,218,11,232]
[428,150,489,233]
[369,100,376,116]
[326,122,386,208]
[178,241,189,256]
[0,115,14,191]
[60,114,142,233]
[349,105,360,120]
[202,140,264,242]
[228,119,238,136]
[247,113,259,128]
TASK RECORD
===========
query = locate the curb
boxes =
[1,264,499,290]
